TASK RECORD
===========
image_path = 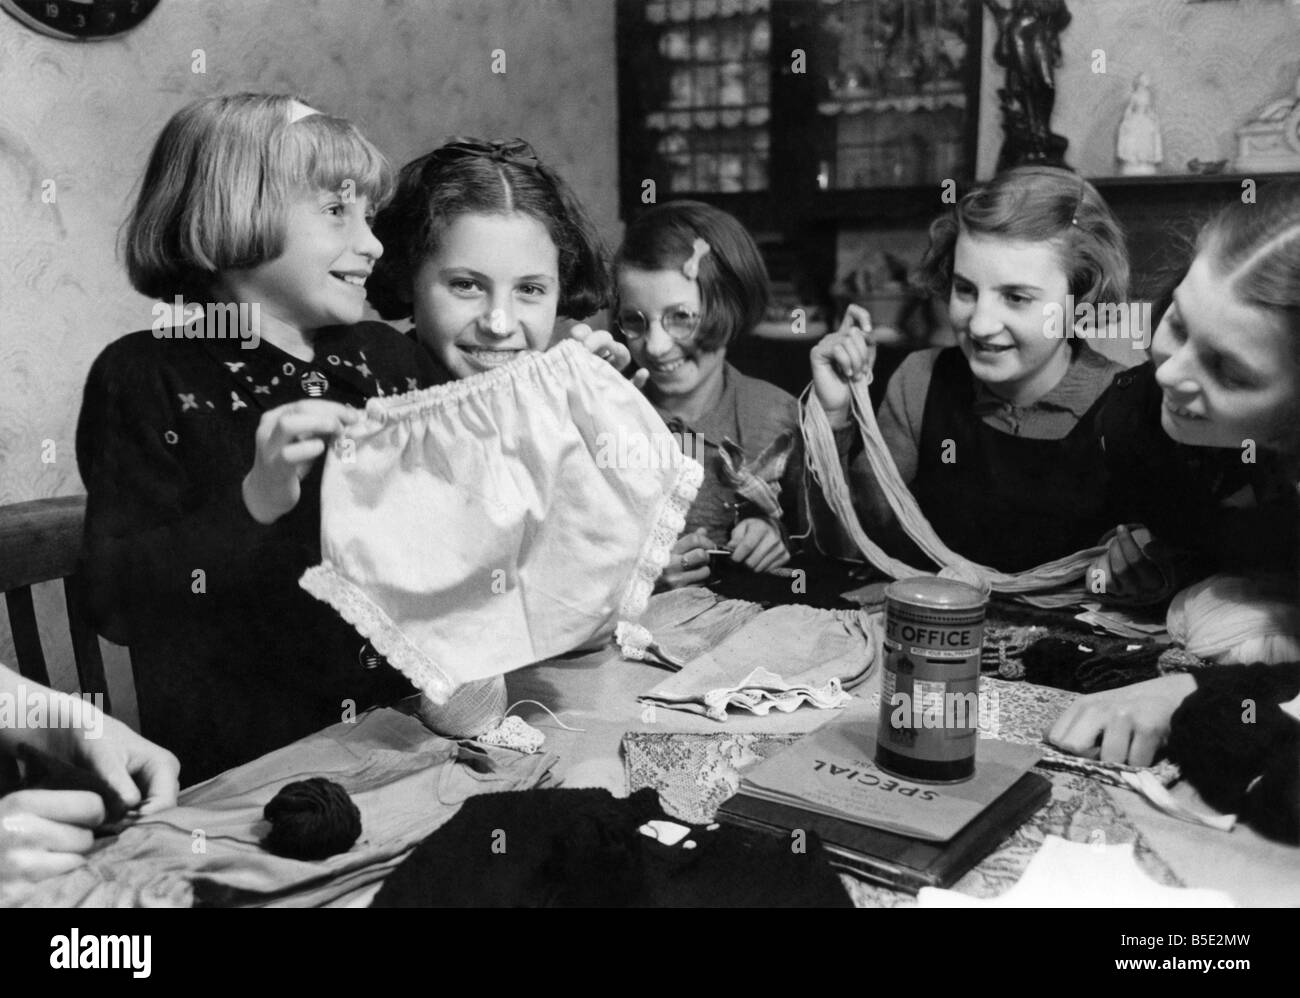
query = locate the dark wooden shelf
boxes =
[1090,172,1300,189]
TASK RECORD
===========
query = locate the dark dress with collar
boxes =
[910,347,1115,572]
[1096,361,1299,581]
[76,322,446,785]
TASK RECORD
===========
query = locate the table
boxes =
[34,587,1294,907]
[502,639,1300,907]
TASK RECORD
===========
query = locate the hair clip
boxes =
[1071,172,1087,226]
[434,137,541,170]
[287,100,319,124]
[682,238,711,280]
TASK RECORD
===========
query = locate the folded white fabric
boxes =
[917,835,1235,907]
[697,668,851,720]
[638,602,875,721]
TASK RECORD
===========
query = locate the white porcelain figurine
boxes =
[1117,73,1163,176]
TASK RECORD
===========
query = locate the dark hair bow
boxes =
[433,137,541,170]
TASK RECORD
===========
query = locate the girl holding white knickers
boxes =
[1051,185,1300,776]
[360,138,688,738]
[614,201,804,589]
[810,166,1130,573]
[77,94,444,784]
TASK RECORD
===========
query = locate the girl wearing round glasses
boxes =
[614,201,803,589]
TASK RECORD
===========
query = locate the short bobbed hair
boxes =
[914,165,1129,311]
[367,138,610,321]
[615,199,770,353]
[123,92,393,301]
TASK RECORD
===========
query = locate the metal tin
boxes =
[875,577,986,783]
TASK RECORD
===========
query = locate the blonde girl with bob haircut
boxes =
[78,93,444,784]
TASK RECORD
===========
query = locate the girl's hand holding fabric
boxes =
[659,528,714,590]
[810,305,873,429]
[568,323,650,389]
[1046,673,1197,767]
[242,400,362,524]
[728,516,791,574]
[0,670,179,903]
[1089,524,1176,605]
[0,789,103,902]
[40,708,181,820]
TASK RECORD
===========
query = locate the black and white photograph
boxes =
[0,0,1294,959]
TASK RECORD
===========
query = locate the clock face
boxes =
[1,0,160,41]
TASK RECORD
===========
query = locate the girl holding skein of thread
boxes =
[809,165,1130,573]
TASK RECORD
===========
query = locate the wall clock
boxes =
[1,0,160,41]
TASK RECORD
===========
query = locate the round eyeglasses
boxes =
[615,305,702,342]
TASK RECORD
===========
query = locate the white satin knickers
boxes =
[301,339,703,703]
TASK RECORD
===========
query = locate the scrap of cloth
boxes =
[371,787,852,907]
[18,708,556,908]
[301,339,703,704]
[799,345,1104,607]
[616,585,767,668]
[917,835,1234,907]
[636,601,876,720]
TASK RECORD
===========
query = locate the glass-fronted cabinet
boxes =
[616,0,983,396]
[638,0,773,195]
[617,0,983,225]
[808,0,978,192]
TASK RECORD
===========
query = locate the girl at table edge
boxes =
[1049,184,1300,783]
[0,662,180,902]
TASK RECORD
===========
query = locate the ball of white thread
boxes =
[417,674,507,738]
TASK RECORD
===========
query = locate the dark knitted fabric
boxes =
[1167,662,1300,844]
[372,788,852,907]
[1021,640,1165,694]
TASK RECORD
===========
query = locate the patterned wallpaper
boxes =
[976,0,1300,178]
[0,0,618,699]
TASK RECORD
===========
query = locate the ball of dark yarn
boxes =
[262,778,362,860]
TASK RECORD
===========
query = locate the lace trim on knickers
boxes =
[299,565,458,703]
[363,338,593,424]
[617,455,704,641]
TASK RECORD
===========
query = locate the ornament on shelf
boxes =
[1116,73,1163,176]
[985,0,1073,170]
[1235,70,1300,174]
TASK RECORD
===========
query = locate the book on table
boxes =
[716,714,1050,893]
